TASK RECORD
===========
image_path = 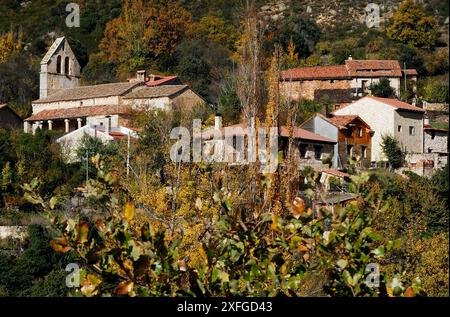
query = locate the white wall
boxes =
[32,96,120,114]
[123,97,172,110]
[334,98,396,162]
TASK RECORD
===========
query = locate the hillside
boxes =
[0,0,448,118]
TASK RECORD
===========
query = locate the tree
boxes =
[217,78,241,124]
[0,31,23,64]
[98,0,194,78]
[420,77,449,103]
[381,135,404,169]
[369,78,396,98]
[387,0,440,48]
[197,13,239,51]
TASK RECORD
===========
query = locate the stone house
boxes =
[424,124,448,155]
[333,96,425,163]
[202,118,336,171]
[280,58,417,107]
[301,113,373,169]
[0,104,22,130]
[24,37,205,135]
[423,118,448,169]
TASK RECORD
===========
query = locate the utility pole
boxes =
[127,131,131,179]
[404,62,407,101]
[85,150,89,183]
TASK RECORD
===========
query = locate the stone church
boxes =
[25,37,205,135]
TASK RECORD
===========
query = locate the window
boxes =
[299,144,308,158]
[345,128,353,138]
[56,55,62,74]
[409,126,415,136]
[358,127,363,137]
[398,125,402,133]
[431,132,436,140]
[314,145,323,160]
[362,80,368,92]
[362,146,367,158]
[64,56,70,75]
[347,145,353,156]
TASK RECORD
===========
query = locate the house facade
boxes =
[24,37,205,135]
[280,58,417,107]
[302,114,373,169]
[202,119,336,171]
[423,117,448,155]
[333,96,425,163]
[0,104,22,130]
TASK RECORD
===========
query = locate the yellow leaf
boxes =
[290,197,306,219]
[124,202,135,221]
[50,237,71,253]
[271,214,279,231]
[75,221,89,244]
[198,245,208,265]
[298,244,309,252]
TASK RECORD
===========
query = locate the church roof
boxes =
[41,37,65,65]
[25,105,131,121]
[33,81,143,103]
[123,85,189,99]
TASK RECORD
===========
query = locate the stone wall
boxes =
[424,130,448,154]
[280,79,351,101]
[401,152,448,176]
[394,110,424,155]
[423,102,449,112]
[0,226,28,241]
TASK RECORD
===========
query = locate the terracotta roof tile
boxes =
[403,69,418,76]
[322,169,350,178]
[123,85,188,99]
[145,75,180,87]
[33,82,143,103]
[279,126,336,143]
[281,60,411,81]
[203,123,335,143]
[345,60,402,77]
[367,96,426,113]
[281,65,350,80]
[327,115,359,128]
[25,105,131,121]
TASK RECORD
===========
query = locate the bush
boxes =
[369,78,396,98]
[421,78,449,103]
[381,135,403,169]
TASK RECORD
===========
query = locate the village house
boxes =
[280,57,417,108]
[333,96,425,164]
[0,104,22,130]
[24,37,205,135]
[301,113,374,169]
[423,118,448,156]
[202,117,336,171]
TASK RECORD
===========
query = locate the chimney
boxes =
[136,70,146,82]
[148,74,156,82]
[347,55,353,60]
[214,115,222,130]
[424,116,430,126]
